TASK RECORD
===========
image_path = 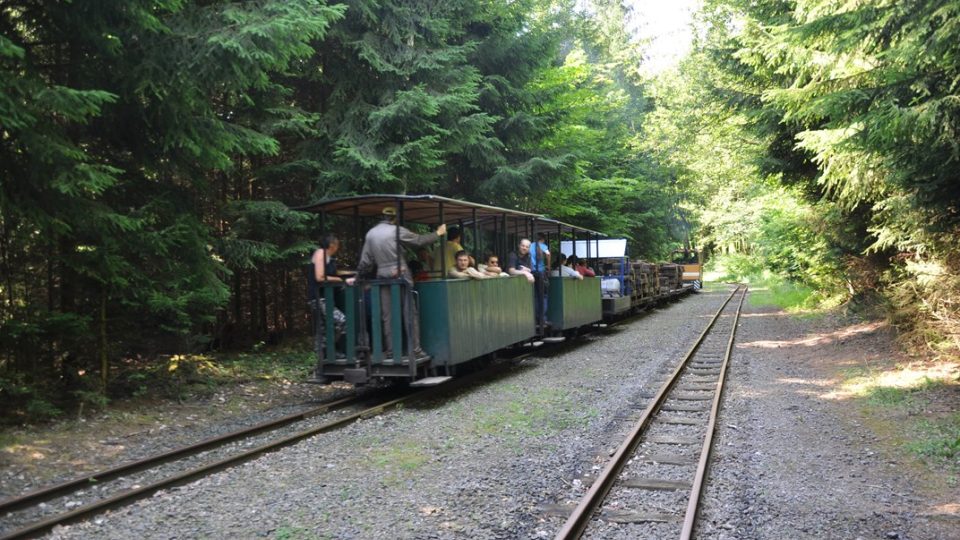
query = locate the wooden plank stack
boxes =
[657,263,682,293]
[631,261,658,301]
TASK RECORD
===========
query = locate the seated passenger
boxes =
[416,247,434,277]
[432,226,473,273]
[447,250,493,280]
[550,253,583,279]
[569,255,596,277]
[409,259,430,282]
[478,253,509,277]
[507,239,536,283]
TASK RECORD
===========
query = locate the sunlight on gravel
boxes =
[824,362,960,401]
[740,321,886,349]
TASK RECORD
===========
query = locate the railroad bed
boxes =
[4,287,735,539]
[556,285,745,539]
[9,284,949,540]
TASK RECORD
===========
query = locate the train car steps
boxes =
[409,376,453,387]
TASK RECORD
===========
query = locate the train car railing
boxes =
[314,277,423,382]
[313,282,358,364]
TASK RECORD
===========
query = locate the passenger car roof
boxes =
[297,194,604,236]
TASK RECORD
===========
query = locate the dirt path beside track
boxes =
[699,296,959,540]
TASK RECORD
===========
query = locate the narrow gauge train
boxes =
[559,238,700,318]
[301,195,693,387]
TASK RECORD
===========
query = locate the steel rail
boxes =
[680,285,746,539]
[1,343,573,540]
[1,302,654,540]
[0,394,363,515]
[554,285,742,540]
[0,387,444,540]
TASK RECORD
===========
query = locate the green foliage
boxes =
[0,372,63,423]
[25,398,64,421]
[908,414,960,462]
[0,0,695,417]
[648,49,848,290]
[693,0,960,353]
[73,389,111,412]
[886,259,960,357]
[707,253,767,283]
[514,33,677,257]
[747,280,817,311]
[0,0,344,405]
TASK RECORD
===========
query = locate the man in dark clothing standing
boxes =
[531,233,550,329]
[357,207,446,358]
[508,238,548,331]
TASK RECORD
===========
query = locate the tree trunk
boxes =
[283,268,294,334]
[257,272,268,339]
[99,288,108,392]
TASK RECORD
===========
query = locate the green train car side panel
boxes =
[417,277,535,366]
[548,277,602,330]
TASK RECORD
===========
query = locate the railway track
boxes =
[0,317,626,540]
[0,293,685,540]
[555,284,746,539]
[0,390,405,540]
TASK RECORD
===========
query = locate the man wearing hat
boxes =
[357,206,446,358]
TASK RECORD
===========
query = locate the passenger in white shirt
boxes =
[550,253,583,280]
[448,250,493,280]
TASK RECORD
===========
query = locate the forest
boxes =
[1,0,958,418]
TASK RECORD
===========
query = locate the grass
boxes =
[471,385,596,441]
[747,280,815,311]
[369,440,429,472]
[703,253,846,312]
[274,526,327,540]
[1,347,318,426]
[907,414,960,460]
[0,431,23,451]
[110,350,315,402]
[351,436,434,486]
[838,367,960,468]
[702,273,820,312]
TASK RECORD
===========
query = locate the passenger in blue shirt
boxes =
[529,233,551,329]
[530,232,551,272]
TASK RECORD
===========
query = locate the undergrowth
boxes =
[0,347,315,426]
[840,367,960,470]
[704,253,846,312]
[906,414,960,461]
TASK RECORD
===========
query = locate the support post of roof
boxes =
[556,222,562,266]
[502,213,508,260]
[353,206,360,266]
[492,214,499,260]
[439,201,445,278]
[472,208,479,263]
[396,198,403,274]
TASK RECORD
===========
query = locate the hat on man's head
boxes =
[381,206,397,217]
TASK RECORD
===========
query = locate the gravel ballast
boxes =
[697,299,958,540]
[4,286,955,539]
[39,289,729,539]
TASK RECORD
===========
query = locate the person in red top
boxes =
[568,255,596,277]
